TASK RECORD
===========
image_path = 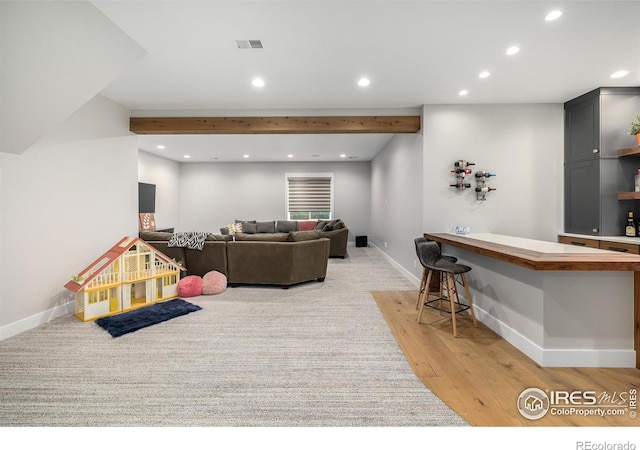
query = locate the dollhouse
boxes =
[64,236,185,321]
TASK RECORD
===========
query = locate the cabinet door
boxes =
[564,93,600,163]
[564,159,600,235]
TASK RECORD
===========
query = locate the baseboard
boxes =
[473,305,544,364]
[370,244,421,288]
[0,301,75,341]
[474,305,636,368]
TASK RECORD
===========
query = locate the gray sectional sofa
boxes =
[140,229,332,288]
[221,219,348,258]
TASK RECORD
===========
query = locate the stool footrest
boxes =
[423,297,471,315]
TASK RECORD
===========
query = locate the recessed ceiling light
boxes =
[311,154,320,158]
[479,71,490,79]
[252,78,265,88]
[358,77,370,87]
[458,90,469,96]
[243,154,250,158]
[183,155,190,159]
[157,145,165,149]
[340,154,347,158]
[287,154,294,158]
[610,70,629,79]
[506,46,520,56]
[545,10,562,21]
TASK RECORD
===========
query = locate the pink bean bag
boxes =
[177,275,203,298]
[202,271,227,295]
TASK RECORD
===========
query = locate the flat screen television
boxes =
[138,182,156,213]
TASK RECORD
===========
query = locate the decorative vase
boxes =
[636,133,640,146]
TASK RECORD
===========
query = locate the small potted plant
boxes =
[629,114,640,146]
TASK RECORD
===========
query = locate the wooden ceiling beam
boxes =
[130,115,421,135]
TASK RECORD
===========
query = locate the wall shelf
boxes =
[618,192,640,200]
[617,145,640,158]
[617,145,640,199]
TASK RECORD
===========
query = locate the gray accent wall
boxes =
[138,150,180,230]
[422,104,563,242]
[371,133,424,283]
[177,161,371,240]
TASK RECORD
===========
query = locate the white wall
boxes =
[138,151,181,230]
[0,95,138,337]
[178,161,371,240]
[371,133,424,283]
[422,104,563,241]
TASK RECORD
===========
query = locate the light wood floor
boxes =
[373,290,640,426]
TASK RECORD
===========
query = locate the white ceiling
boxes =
[91,0,640,162]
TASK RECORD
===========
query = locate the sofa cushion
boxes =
[202,271,227,295]
[234,232,290,242]
[298,220,318,231]
[288,230,322,241]
[219,227,229,235]
[207,234,233,241]
[256,221,276,233]
[322,222,334,231]
[243,222,258,234]
[236,220,256,225]
[276,220,298,233]
[139,231,174,241]
[177,275,203,297]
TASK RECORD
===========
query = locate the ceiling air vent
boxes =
[235,40,263,49]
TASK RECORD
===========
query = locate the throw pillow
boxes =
[202,271,227,295]
[227,222,243,234]
[298,220,318,231]
[315,220,329,230]
[333,219,345,230]
[256,221,276,233]
[219,227,229,235]
[243,222,257,234]
[276,220,298,233]
[177,275,203,298]
[322,222,334,232]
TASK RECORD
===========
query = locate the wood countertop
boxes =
[424,232,640,271]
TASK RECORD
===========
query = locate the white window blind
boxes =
[287,177,332,211]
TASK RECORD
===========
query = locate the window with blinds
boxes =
[286,174,333,220]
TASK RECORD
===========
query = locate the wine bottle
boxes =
[454,160,476,168]
[450,183,471,189]
[626,211,636,237]
[475,186,496,193]
[475,171,496,178]
[451,168,472,174]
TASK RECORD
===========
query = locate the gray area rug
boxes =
[0,247,468,426]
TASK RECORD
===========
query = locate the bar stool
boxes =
[413,237,457,310]
[415,241,477,337]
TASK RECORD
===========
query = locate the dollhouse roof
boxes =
[64,236,185,293]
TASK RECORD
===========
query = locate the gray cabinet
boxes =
[564,87,640,236]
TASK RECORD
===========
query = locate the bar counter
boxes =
[424,232,640,368]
